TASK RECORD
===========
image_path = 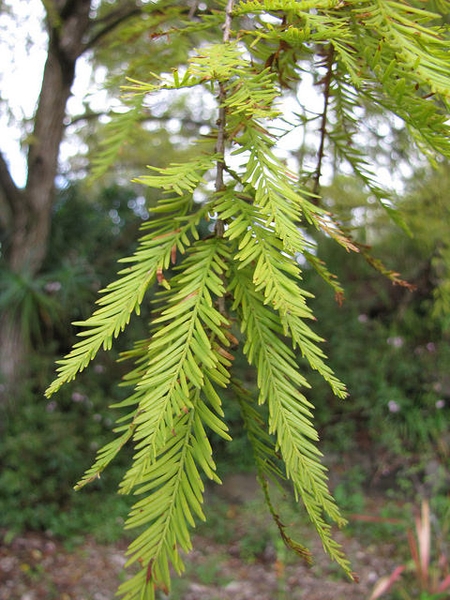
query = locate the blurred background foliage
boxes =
[0,181,146,536]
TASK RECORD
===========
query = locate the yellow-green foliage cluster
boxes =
[47,2,450,598]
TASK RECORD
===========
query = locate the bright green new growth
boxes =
[46,1,450,598]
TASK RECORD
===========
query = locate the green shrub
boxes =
[0,363,132,539]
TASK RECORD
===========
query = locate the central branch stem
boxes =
[313,45,334,201]
[214,0,235,239]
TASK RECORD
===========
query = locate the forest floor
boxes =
[0,474,413,600]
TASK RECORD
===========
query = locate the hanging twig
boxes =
[213,0,235,318]
[312,45,334,202]
[214,0,235,237]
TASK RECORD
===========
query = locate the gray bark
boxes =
[0,0,140,407]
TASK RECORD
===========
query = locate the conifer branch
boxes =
[44,3,450,597]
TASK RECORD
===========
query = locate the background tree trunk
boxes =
[0,0,91,408]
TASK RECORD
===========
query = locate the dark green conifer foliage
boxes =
[46,2,450,598]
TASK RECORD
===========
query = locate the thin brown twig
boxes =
[66,109,205,129]
[214,0,235,235]
[312,45,335,202]
[83,4,142,53]
[214,0,235,315]
[188,1,199,19]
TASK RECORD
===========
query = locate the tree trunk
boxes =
[0,0,142,408]
[0,0,91,408]
[0,319,27,412]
